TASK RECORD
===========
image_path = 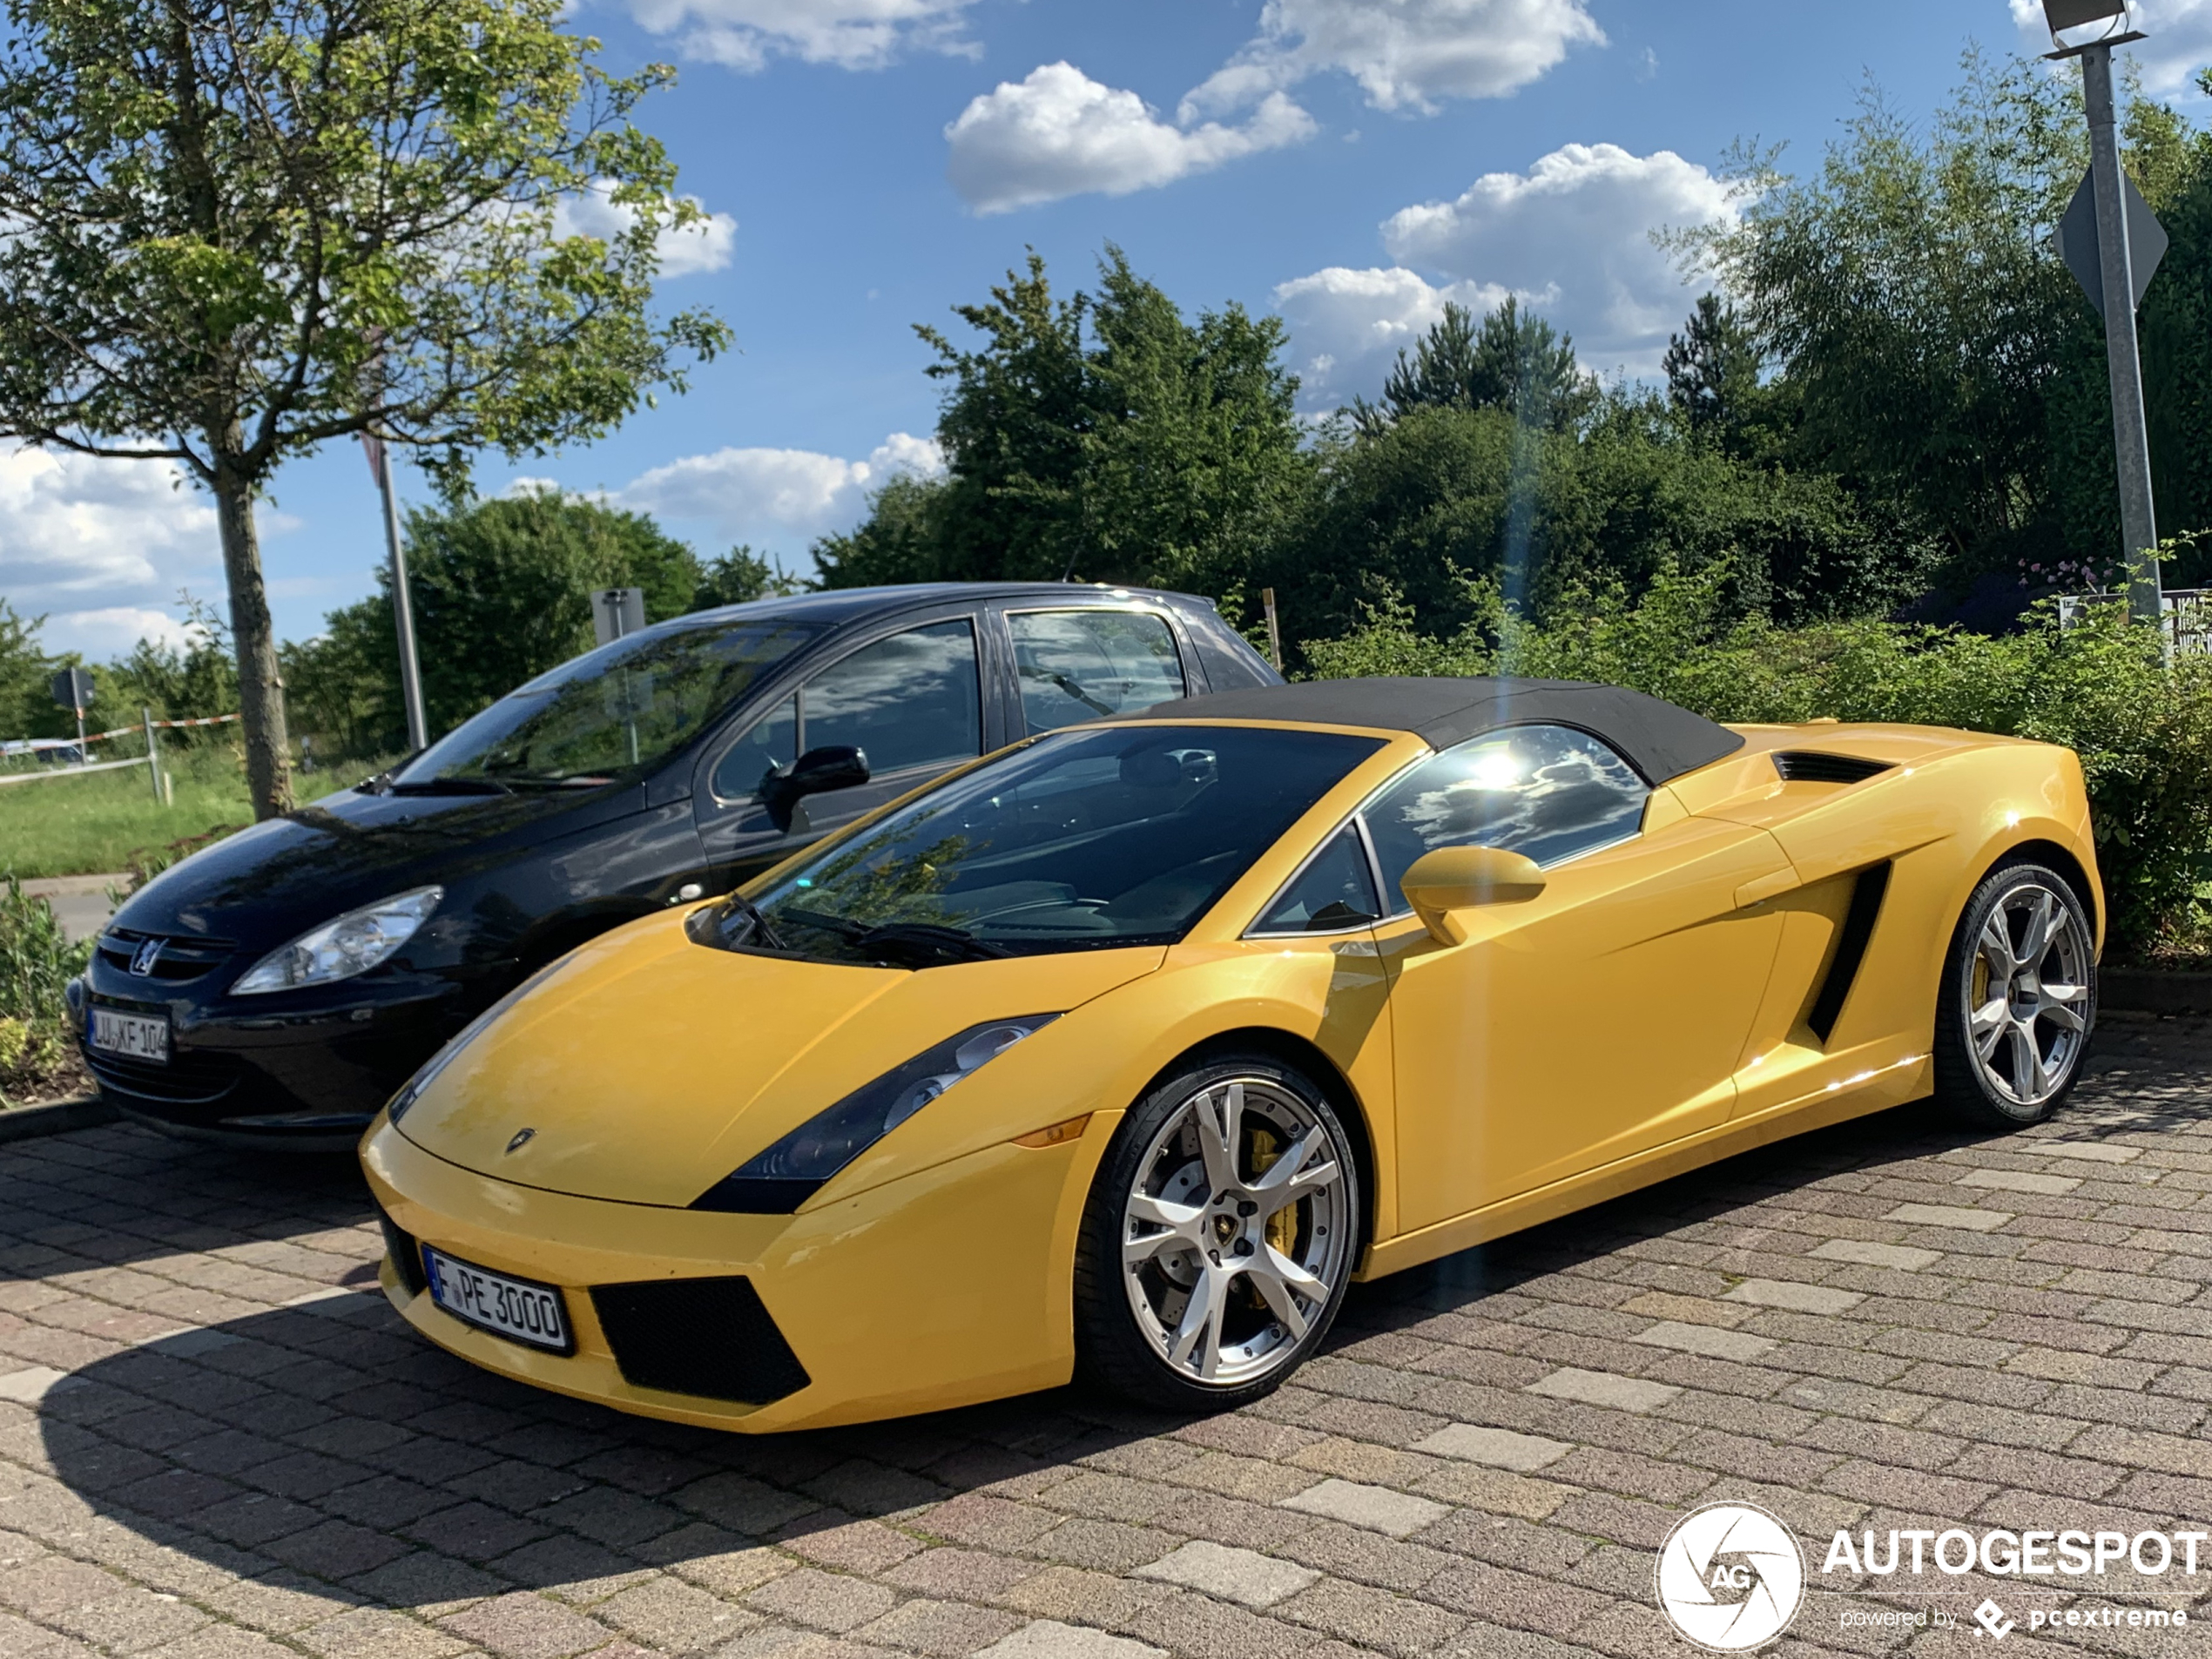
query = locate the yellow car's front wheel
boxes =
[1074,1050,1362,1411]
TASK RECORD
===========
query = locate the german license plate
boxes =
[88,1008,168,1063]
[421,1247,571,1352]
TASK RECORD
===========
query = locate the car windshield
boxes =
[392,620,824,788]
[718,725,1384,965]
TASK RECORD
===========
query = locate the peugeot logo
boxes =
[128,938,163,977]
[505,1128,536,1154]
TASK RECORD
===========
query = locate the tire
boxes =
[1073,1050,1362,1413]
[1932,860,2097,1130]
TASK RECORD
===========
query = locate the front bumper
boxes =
[361,1109,1107,1433]
[74,968,469,1150]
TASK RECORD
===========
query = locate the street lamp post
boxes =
[2043,0,2164,637]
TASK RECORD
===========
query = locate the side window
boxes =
[803,619,982,776]
[1009,610,1186,733]
[1251,824,1381,935]
[711,694,796,801]
[1363,725,1650,906]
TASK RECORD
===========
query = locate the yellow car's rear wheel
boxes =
[1933,860,2096,1129]
[1073,1050,1360,1410]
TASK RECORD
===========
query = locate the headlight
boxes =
[692,1014,1062,1214]
[231,886,443,996]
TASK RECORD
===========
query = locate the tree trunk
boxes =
[212,460,293,819]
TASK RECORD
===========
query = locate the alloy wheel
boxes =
[1966,881,2092,1109]
[1119,1076,1352,1387]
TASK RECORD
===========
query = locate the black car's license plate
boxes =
[421,1246,571,1352]
[88,1008,169,1063]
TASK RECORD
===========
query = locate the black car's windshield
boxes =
[393,620,824,788]
[721,725,1384,964]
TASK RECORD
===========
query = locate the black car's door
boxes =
[693,610,999,890]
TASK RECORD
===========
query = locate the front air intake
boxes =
[590,1277,811,1405]
[1773,751,1893,786]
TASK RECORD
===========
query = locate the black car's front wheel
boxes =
[1932,860,2097,1130]
[1074,1052,1361,1412]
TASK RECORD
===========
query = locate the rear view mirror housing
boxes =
[763,745,870,826]
[1401,845,1547,944]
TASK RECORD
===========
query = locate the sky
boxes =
[6,0,2211,663]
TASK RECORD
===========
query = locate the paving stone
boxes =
[1410,1425,1573,1473]
[1132,1541,1318,1608]
[974,1622,1164,1658]
[1722,1278,1866,1314]
[1279,1480,1449,1539]
[1957,1169,2083,1196]
[437,1591,611,1659]
[1626,1320,1778,1362]
[2041,1142,2141,1163]
[1885,1204,2014,1231]
[1810,1240,1942,1271]
[1521,1368,1680,1414]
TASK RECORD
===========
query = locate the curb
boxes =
[0,1096,117,1145]
[2102,970,2212,1016]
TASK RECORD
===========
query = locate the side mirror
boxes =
[762,745,870,827]
[1401,845,1546,944]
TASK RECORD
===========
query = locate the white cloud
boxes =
[628,0,979,71]
[555,183,737,278]
[2009,0,2212,98]
[40,606,199,659]
[0,443,220,615]
[1377,143,1737,374]
[1184,0,1605,119]
[615,432,943,543]
[1272,266,1512,408]
[946,64,1316,213]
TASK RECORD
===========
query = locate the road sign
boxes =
[48,667,93,712]
[2053,165,2167,320]
[591,588,646,646]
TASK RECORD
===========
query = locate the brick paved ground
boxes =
[3,1014,2211,1659]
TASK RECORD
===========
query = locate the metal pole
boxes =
[2080,43,2164,636]
[142,706,163,804]
[378,439,430,752]
[1262,588,1284,673]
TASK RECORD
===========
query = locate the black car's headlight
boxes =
[232,886,443,995]
[692,1014,1062,1214]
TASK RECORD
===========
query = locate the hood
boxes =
[109,783,648,949]
[393,915,1163,1207]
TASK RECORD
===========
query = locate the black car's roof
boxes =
[1124,677,1746,786]
[677,582,1211,630]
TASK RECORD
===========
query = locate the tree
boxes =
[0,0,731,819]
[293,491,702,750]
[693,546,804,609]
[819,247,1308,604]
[1358,298,1598,435]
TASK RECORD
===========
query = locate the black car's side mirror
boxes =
[762,745,870,827]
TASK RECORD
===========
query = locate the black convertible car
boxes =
[73,583,1278,1148]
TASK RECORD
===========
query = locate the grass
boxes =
[0,744,383,880]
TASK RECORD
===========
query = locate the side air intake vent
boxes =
[590,1277,812,1405]
[1806,863,1892,1044]
[1774,751,1893,786]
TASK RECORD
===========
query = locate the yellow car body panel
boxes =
[364,700,2101,1431]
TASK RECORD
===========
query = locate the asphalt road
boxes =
[2,1015,2209,1658]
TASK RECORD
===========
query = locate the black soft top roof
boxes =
[1129,677,1745,785]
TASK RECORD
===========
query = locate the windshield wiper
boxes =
[387,777,512,796]
[779,908,1009,967]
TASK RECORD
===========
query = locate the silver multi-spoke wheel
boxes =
[1119,1076,1352,1388]
[1966,880,2092,1109]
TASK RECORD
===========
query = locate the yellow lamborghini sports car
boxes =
[361,678,2101,1430]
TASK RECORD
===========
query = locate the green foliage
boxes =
[1356,296,1599,435]
[100,595,239,742]
[288,491,705,752]
[819,247,1308,605]
[0,875,91,1103]
[1308,565,2212,954]
[694,546,805,609]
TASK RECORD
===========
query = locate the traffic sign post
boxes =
[2044,2,2166,639]
[48,666,93,762]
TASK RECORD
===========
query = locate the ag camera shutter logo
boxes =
[1656,1501,1807,1651]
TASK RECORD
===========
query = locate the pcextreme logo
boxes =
[1655,1502,1806,1651]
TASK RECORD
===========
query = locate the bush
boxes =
[1305,564,2212,958]
[0,876,92,1103]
